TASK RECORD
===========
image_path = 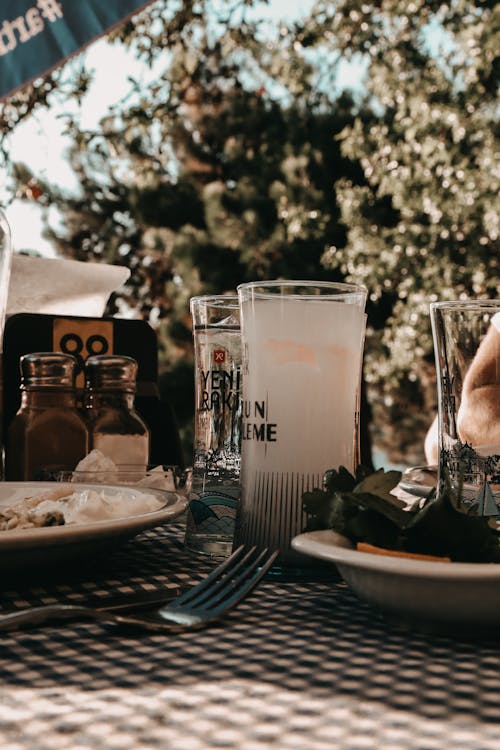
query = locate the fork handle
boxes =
[0,605,106,632]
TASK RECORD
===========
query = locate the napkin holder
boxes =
[2,312,184,468]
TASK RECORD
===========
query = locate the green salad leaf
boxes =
[302,466,500,562]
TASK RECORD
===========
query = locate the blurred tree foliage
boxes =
[0,0,498,465]
[315,0,499,461]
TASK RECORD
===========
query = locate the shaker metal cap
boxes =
[85,355,138,391]
[20,352,78,388]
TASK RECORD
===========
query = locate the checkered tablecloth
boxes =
[1,522,500,750]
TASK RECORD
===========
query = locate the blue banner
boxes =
[0,0,155,101]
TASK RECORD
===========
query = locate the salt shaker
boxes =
[84,355,150,467]
[5,352,89,480]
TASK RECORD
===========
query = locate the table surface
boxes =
[1,522,500,750]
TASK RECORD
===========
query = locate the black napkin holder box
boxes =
[2,313,184,468]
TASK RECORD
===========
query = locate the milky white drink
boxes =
[235,282,366,566]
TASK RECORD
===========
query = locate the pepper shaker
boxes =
[5,352,89,480]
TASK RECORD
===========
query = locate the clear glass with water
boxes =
[430,300,500,515]
[184,296,242,557]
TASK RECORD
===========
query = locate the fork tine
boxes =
[204,548,279,617]
[172,545,259,611]
[191,548,274,612]
[158,547,278,628]
[168,545,250,608]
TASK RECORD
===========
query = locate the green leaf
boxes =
[404,487,500,563]
[340,490,413,529]
[302,466,500,562]
[302,488,335,531]
[323,465,357,493]
[353,468,403,505]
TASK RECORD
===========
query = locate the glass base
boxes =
[184,532,233,559]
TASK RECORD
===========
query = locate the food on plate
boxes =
[0,507,65,531]
[302,465,500,562]
[0,483,164,532]
[72,450,177,490]
[73,449,119,481]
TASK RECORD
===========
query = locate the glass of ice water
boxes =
[430,300,500,515]
[184,295,242,557]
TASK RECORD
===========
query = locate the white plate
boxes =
[291,529,500,630]
[0,482,187,569]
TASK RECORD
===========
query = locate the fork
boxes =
[0,546,278,633]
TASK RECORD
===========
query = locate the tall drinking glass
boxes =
[430,300,500,515]
[184,295,242,557]
[0,210,13,479]
[234,280,367,569]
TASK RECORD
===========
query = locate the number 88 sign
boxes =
[53,318,114,389]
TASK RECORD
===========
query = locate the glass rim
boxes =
[237,279,367,298]
[430,299,500,312]
[190,294,239,311]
